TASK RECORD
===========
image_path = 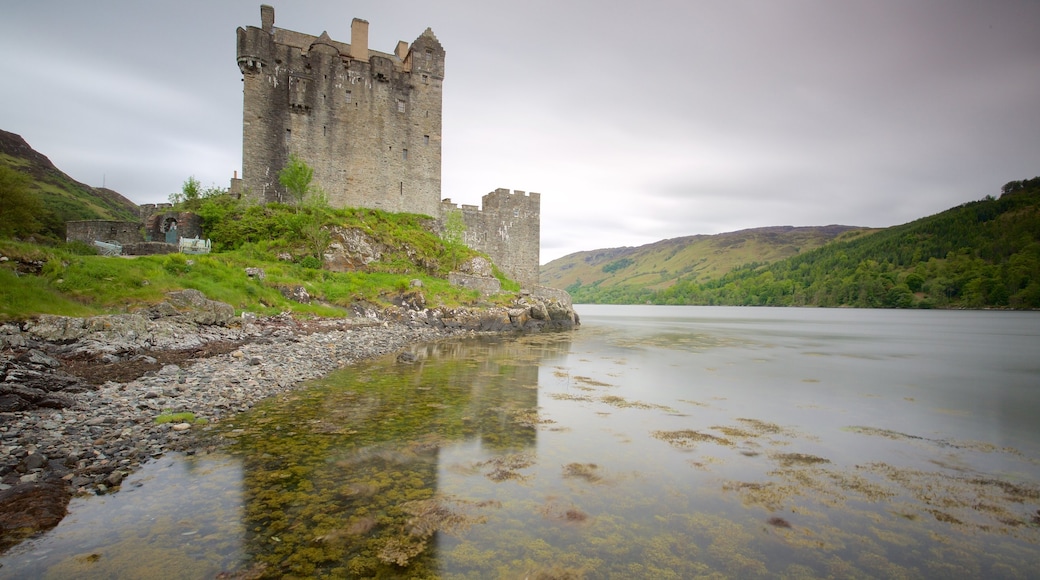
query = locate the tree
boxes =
[441,209,466,270]
[170,175,202,207]
[0,166,42,239]
[302,213,332,262]
[278,154,314,210]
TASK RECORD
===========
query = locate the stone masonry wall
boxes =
[66,221,142,246]
[441,189,541,289]
[236,6,542,291]
[237,6,443,216]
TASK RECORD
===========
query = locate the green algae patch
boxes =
[562,462,602,483]
[599,395,675,412]
[154,412,205,425]
[475,453,536,482]
[772,452,830,467]
[652,429,734,448]
[573,376,614,388]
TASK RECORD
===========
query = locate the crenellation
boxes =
[238,5,540,288]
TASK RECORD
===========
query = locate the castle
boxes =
[235,5,540,287]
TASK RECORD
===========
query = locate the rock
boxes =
[457,256,493,277]
[16,350,60,368]
[23,453,47,471]
[0,478,72,552]
[245,267,266,280]
[278,285,311,304]
[397,352,417,363]
[106,471,125,487]
[324,227,385,272]
[409,279,423,288]
[0,394,30,412]
[172,423,191,432]
[165,289,235,326]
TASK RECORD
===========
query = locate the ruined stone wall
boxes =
[441,189,541,288]
[143,212,203,243]
[237,5,443,216]
[65,221,142,246]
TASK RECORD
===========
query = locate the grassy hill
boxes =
[542,225,875,299]
[561,177,1040,309]
[0,130,524,321]
[0,130,139,241]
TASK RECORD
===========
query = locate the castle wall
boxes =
[441,189,541,288]
[237,6,443,216]
[236,6,543,290]
[66,221,142,246]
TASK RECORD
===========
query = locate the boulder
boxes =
[0,478,72,552]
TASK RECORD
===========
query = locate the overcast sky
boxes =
[2,1,1038,263]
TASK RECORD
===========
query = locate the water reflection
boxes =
[216,333,574,577]
[4,308,1039,578]
[0,453,246,579]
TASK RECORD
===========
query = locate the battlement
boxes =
[237,5,540,288]
[237,4,445,213]
[439,188,541,288]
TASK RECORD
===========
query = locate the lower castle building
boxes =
[236,5,540,287]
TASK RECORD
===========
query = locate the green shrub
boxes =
[162,253,191,274]
[64,240,98,256]
[300,255,322,269]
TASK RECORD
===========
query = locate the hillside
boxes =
[0,130,139,240]
[563,177,1040,309]
[541,225,874,297]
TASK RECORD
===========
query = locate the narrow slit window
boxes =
[402,148,408,160]
[400,182,404,195]
[285,128,291,143]
[423,135,430,145]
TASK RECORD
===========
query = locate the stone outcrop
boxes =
[324,226,386,272]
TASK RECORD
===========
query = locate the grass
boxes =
[0,223,518,323]
[154,412,207,425]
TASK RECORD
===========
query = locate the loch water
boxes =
[2,306,1039,578]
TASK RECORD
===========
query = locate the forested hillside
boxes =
[569,178,1040,309]
[0,130,139,242]
[542,226,873,295]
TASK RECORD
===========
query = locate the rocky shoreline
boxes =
[0,289,578,551]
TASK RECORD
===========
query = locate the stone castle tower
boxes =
[236,5,541,287]
[237,5,443,214]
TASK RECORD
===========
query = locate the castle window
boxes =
[345,90,352,103]
[513,209,520,218]
[285,128,291,143]
[422,74,428,84]
[402,148,408,160]
[400,181,404,195]
[397,99,406,113]
[323,125,327,136]
[424,135,430,145]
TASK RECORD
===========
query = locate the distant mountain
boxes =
[541,225,874,298]
[0,129,139,240]
[548,177,1040,309]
